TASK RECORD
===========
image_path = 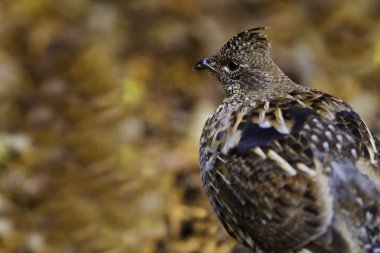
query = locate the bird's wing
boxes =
[202,97,333,251]
[334,109,378,162]
[202,91,379,252]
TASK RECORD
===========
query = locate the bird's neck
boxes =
[233,64,298,100]
[254,60,293,86]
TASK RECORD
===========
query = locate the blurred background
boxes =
[0,0,379,252]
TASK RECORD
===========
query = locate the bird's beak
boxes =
[194,58,216,72]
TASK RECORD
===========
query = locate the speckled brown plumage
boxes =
[194,27,380,253]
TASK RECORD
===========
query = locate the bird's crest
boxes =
[220,27,271,58]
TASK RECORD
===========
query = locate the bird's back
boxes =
[200,88,380,253]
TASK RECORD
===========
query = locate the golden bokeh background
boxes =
[0,0,379,252]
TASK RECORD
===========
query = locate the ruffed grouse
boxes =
[194,27,380,253]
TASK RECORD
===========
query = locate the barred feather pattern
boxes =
[196,27,380,253]
[200,89,380,253]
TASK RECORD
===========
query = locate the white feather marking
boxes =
[216,170,231,185]
[254,147,267,159]
[257,108,271,128]
[296,99,306,107]
[323,141,329,151]
[337,134,343,143]
[274,108,290,134]
[362,120,378,164]
[274,108,285,123]
[230,215,238,223]
[316,123,324,129]
[259,109,266,122]
[210,130,219,148]
[263,100,270,111]
[267,149,297,176]
[237,229,245,240]
[296,163,317,176]
[367,146,377,165]
[325,130,333,140]
[277,124,290,134]
[221,111,245,154]
[217,155,227,163]
[259,121,271,128]
[226,222,235,234]
[351,148,358,158]
[245,236,254,247]
[356,197,364,206]
[208,183,220,193]
[299,249,312,253]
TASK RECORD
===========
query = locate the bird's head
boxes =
[194,27,290,97]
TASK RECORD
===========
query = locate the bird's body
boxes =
[195,27,380,253]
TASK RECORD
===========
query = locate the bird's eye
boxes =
[226,61,240,72]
